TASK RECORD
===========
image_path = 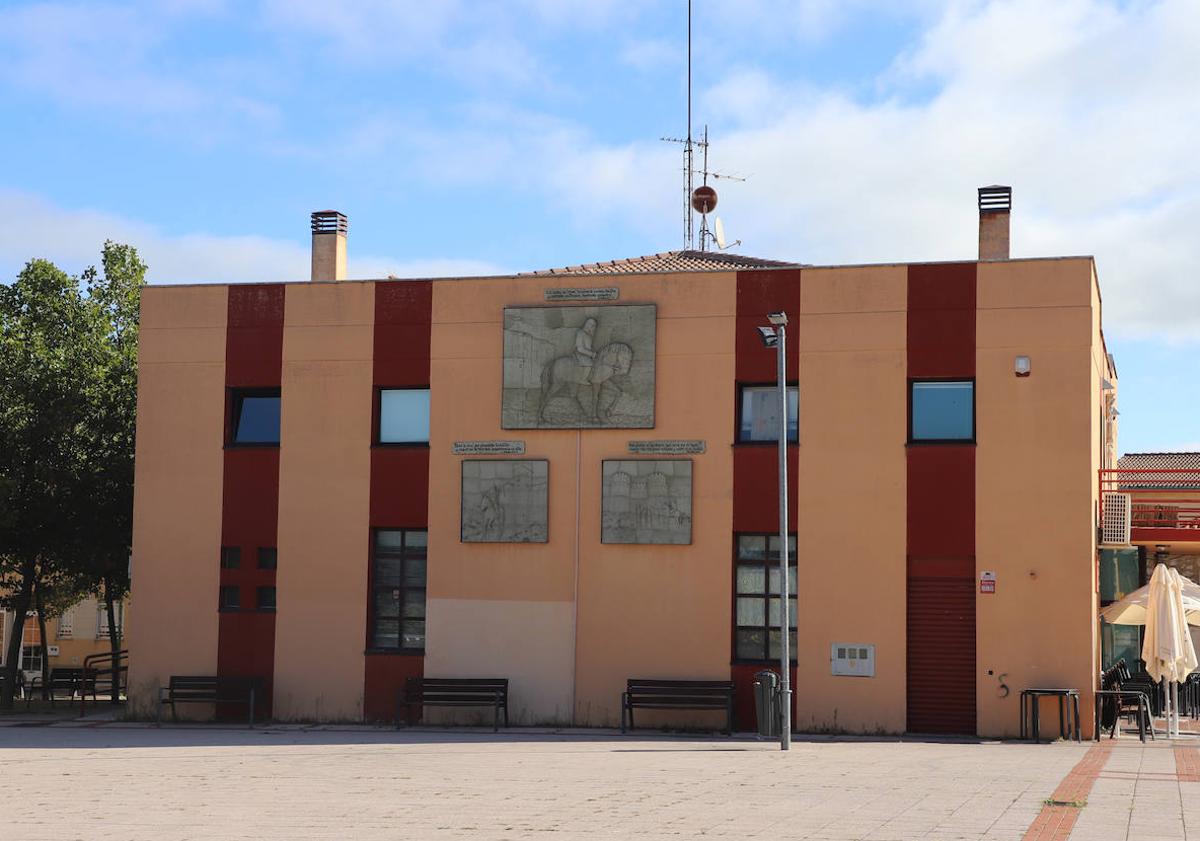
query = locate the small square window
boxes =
[219,586,240,611]
[378,389,431,444]
[256,586,276,611]
[739,385,798,443]
[230,389,281,445]
[257,548,277,570]
[911,380,974,442]
[220,547,241,569]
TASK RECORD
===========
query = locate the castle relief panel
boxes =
[501,304,655,429]
[461,460,549,543]
[601,459,692,545]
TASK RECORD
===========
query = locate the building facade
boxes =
[128,201,1116,736]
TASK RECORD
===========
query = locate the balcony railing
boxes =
[1099,468,1200,539]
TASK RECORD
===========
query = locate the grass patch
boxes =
[1044,799,1088,808]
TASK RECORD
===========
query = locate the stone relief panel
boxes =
[601,459,692,545]
[461,460,549,543]
[502,304,655,429]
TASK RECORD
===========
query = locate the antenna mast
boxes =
[685,0,694,249]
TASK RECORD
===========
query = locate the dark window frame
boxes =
[735,382,799,445]
[218,585,241,612]
[256,586,277,612]
[731,532,798,665]
[367,527,427,654]
[907,377,976,445]
[257,547,278,570]
[220,546,241,570]
[227,387,282,448]
[373,386,432,448]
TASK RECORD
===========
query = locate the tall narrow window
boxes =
[377,389,431,444]
[370,529,427,651]
[96,603,125,638]
[230,389,281,445]
[220,547,241,569]
[910,380,974,442]
[218,586,240,612]
[733,534,797,662]
[56,609,73,640]
[738,385,798,443]
[256,586,277,611]
[257,547,278,570]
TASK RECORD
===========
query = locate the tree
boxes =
[0,243,145,709]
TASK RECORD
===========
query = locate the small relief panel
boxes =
[461,460,549,543]
[502,304,655,429]
[601,459,692,545]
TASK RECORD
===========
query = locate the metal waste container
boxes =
[753,670,781,738]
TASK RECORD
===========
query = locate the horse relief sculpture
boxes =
[601,459,692,545]
[461,460,549,543]
[502,305,655,429]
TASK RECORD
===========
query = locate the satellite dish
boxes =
[691,185,718,214]
[714,217,727,250]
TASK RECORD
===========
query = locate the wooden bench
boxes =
[398,677,509,732]
[158,676,263,728]
[27,667,96,708]
[621,679,736,735]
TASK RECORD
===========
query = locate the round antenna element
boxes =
[714,217,727,249]
[691,185,718,214]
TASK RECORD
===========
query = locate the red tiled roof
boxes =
[1118,453,1200,471]
[522,250,800,276]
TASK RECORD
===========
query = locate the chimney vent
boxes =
[977,185,1011,260]
[311,210,347,281]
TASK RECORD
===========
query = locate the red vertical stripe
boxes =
[731,269,801,730]
[905,263,977,735]
[364,281,433,721]
[218,284,284,719]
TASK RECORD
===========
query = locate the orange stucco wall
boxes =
[272,281,374,720]
[128,285,227,716]
[975,258,1100,737]
[796,265,908,734]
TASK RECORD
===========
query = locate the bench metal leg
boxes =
[493,702,499,733]
[620,693,627,734]
[248,688,256,729]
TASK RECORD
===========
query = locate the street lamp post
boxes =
[757,311,792,751]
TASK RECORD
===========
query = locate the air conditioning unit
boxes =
[1101,492,1132,546]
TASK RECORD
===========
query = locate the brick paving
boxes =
[2,724,1199,840]
[1,725,1079,841]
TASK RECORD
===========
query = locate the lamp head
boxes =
[766,311,788,326]
[756,326,778,348]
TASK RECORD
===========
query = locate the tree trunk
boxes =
[34,580,50,702]
[104,574,121,705]
[1,560,35,709]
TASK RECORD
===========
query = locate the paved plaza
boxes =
[1,724,1197,840]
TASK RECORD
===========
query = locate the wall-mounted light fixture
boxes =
[1014,355,1031,378]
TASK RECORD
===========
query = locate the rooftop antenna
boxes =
[660,1,747,252]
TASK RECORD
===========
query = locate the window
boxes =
[734,534,797,662]
[739,385,798,443]
[56,609,73,639]
[96,603,124,639]
[220,546,241,569]
[20,645,43,675]
[910,380,974,442]
[219,586,240,611]
[257,547,278,570]
[370,529,427,652]
[230,389,281,445]
[256,586,277,611]
[378,389,431,444]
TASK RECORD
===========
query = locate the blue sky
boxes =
[0,0,1196,453]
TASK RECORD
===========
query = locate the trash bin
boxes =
[753,670,780,738]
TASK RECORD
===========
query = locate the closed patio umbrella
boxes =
[1142,565,1198,737]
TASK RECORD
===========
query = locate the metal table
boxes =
[1020,688,1081,742]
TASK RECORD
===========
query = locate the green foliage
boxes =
[0,242,145,706]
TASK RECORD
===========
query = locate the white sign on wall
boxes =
[831,643,875,677]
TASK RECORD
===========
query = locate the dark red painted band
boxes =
[365,281,433,721]
[218,284,284,719]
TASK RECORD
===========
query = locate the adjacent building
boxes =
[128,189,1119,736]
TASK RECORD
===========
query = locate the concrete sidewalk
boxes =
[2,725,1084,840]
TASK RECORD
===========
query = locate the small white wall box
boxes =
[47,645,60,656]
[831,643,875,677]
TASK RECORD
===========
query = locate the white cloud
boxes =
[535,0,1200,341]
[0,191,506,284]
